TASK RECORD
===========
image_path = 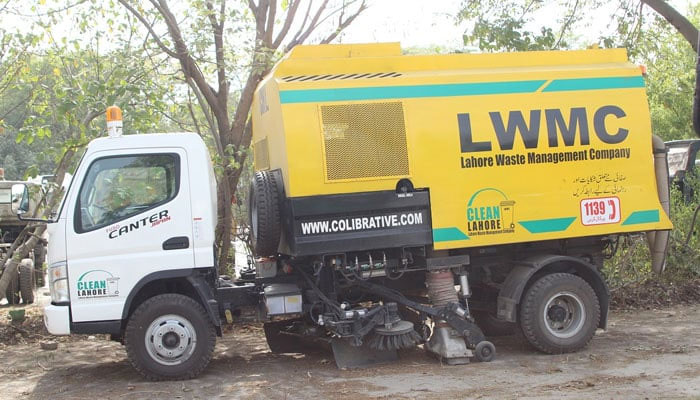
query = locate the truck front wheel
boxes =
[124,294,216,381]
[519,273,600,354]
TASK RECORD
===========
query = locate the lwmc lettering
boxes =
[459,106,629,153]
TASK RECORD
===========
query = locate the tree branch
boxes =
[285,0,329,52]
[148,0,223,116]
[117,0,178,57]
[206,1,228,101]
[272,0,301,49]
[321,0,367,44]
[263,0,277,47]
[553,0,579,49]
[642,0,699,52]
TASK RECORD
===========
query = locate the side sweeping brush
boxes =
[367,320,422,351]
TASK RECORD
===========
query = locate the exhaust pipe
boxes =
[647,135,671,273]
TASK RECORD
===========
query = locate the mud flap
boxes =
[331,338,398,369]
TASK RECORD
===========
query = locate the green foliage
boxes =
[603,181,700,288]
[458,0,570,51]
[666,180,700,275]
[0,1,176,179]
[637,4,700,141]
[457,1,686,53]
[600,6,700,287]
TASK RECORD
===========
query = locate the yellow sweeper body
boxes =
[252,42,672,251]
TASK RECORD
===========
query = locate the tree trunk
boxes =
[642,0,699,52]
[216,167,235,274]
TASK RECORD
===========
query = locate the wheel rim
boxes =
[542,291,586,339]
[145,314,197,366]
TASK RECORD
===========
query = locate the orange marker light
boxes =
[106,105,122,122]
[639,65,647,76]
[106,105,123,138]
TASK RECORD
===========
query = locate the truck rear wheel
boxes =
[124,294,216,381]
[519,273,600,354]
[249,170,282,257]
[19,260,35,304]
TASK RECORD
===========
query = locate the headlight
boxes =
[49,261,70,304]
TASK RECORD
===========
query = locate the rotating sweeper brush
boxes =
[367,320,422,351]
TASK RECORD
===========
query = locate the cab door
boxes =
[66,148,193,323]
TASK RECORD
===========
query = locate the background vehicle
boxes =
[24,44,674,381]
[0,169,47,304]
[667,139,700,201]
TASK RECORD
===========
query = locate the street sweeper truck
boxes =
[20,43,673,380]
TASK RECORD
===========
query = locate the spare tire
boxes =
[249,170,282,257]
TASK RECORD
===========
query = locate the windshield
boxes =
[667,146,690,178]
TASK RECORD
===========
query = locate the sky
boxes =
[12,0,696,53]
[335,0,694,51]
[339,0,464,49]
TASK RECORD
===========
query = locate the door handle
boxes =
[162,236,189,250]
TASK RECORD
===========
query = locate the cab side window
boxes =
[75,154,179,233]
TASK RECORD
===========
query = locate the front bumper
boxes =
[44,304,70,335]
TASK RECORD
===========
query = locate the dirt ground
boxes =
[1,297,700,400]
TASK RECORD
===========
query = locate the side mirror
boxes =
[11,183,29,215]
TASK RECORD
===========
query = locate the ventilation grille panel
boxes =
[254,138,270,170]
[321,102,409,181]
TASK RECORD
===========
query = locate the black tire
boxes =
[19,261,35,304]
[472,310,516,337]
[248,170,282,257]
[124,294,216,381]
[263,319,303,353]
[474,340,496,362]
[519,273,600,354]
[5,274,20,305]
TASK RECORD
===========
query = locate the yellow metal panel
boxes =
[257,43,672,250]
[276,46,630,77]
[252,76,291,190]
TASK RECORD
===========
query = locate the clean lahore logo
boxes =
[466,188,516,236]
[76,270,120,299]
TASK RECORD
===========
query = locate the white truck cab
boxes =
[43,132,221,379]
